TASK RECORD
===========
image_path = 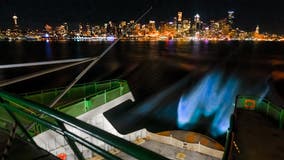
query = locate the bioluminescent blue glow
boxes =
[177,71,244,137]
[210,76,240,137]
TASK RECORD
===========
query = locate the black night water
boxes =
[1,41,284,145]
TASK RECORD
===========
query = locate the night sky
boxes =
[0,0,284,34]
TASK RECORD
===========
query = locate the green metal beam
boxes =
[57,122,85,160]
[3,105,37,146]
[19,80,129,136]
[1,102,122,160]
[0,91,168,160]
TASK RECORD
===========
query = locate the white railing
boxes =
[147,132,224,159]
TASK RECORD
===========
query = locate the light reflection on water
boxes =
[45,41,52,59]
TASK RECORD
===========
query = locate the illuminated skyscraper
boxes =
[173,17,177,30]
[194,14,200,23]
[194,14,201,31]
[228,11,234,25]
[63,22,69,34]
[86,24,91,36]
[182,19,190,36]
[178,12,182,22]
[177,12,183,33]
[148,20,156,32]
[79,24,83,35]
[45,24,53,33]
[255,25,260,34]
[55,25,65,37]
[12,14,18,28]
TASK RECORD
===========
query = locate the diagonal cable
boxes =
[24,6,153,132]
[49,6,152,108]
[0,57,96,88]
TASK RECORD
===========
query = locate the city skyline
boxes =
[0,0,284,34]
[1,10,283,42]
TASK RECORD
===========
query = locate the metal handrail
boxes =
[22,79,124,96]
[56,82,128,110]
[0,91,168,160]
[0,80,130,137]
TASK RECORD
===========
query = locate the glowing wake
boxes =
[177,71,264,137]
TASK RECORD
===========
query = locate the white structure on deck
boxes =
[33,92,147,159]
[33,91,224,160]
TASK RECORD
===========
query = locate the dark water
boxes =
[1,41,284,144]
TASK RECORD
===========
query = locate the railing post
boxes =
[266,102,270,116]
[84,98,90,112]
[280,109,284,129]
[104,90,107,103]
[120,82,123,95]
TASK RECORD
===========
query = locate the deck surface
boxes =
[234,110,284,160]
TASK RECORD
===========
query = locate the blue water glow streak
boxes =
[210,76,240,137]
[177,71,248,137]
[177,71,225,129]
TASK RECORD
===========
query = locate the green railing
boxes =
[222,95,284,160]
[0,80,131,136]
[0,91,168,160]
[23,79,129,107]
[235,95,284,129]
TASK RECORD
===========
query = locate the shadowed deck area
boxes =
[234,110,284,160]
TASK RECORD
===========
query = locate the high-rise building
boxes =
[148,20,156,33]
[12,14,18,28]
[63,22,69,34]
[194,14,200,23]
[183,20,190,32]
[255,25,260,34]
[55,25,65,37]
[86,24,91,36]
[79,24,83,35]
[228,11,234,25]
[45,24,53,34]
[177,12,183,33]
[173,17,177,30]
[178,12,182,22]
[194,14,201,31]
